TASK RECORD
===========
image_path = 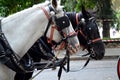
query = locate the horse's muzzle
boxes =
[67,44,80,54]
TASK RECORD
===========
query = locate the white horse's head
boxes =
[45,0,80,54]
[35,0,80,54]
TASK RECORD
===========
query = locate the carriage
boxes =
[117,56,120,79]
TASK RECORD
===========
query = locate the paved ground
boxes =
[56,48,120,60]
[32,59,118,80]
[30,48,120,80]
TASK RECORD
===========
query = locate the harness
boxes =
[0,19,34,73]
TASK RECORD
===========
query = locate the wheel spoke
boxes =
[117,57,120,79]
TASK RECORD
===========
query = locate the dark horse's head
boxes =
[78,6,105,60]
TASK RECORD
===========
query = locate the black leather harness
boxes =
[0,19,34,73]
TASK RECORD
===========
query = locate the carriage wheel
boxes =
[117,56,120,79]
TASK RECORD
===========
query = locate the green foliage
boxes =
[116,10,120,28]
[0,0,44,17]
[61,0,77,11]
[97,0,117,27]
[61,0,96,12]
[75,0,97,12]
[97,0,115,19]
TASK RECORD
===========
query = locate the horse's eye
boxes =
[81,18,85,22]
[89,27,91,30]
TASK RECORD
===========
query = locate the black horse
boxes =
[67,6,105,60]
[14,5,105,80]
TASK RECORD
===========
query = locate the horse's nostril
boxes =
[75,44,80,51]
[101,52,105,57]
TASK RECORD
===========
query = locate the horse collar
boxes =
[0,19,34,73]
[0,19,11,47]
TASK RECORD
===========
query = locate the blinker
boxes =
[55,16,70,31]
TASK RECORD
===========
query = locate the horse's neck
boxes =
[1,4,49,57]
[66,12,77,29]
[66,12,83,29]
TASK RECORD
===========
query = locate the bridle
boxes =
[76,16,102,50]
[40,6,77,44]
[75,13,101,45]
[65,14,102,72]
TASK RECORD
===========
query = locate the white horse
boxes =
[0,0,80,80]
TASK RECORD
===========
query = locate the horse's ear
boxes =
[58,0,61,5]
[45,0,50,2]
[52,0,57,9]
[81,5,86,13]
[81,5,89,19]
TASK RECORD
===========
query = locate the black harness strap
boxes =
[55,16,70,31]
[0,20,11,49]
[0,19,34,73]
[44,17,52,37]
[38,38,55,58]
[57,44,70,80]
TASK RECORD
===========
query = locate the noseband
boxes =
[77,29,101,44]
